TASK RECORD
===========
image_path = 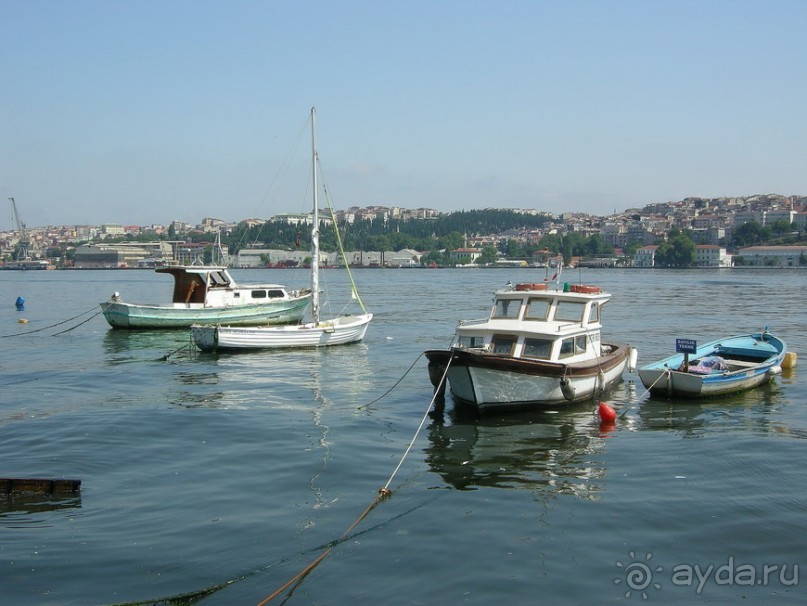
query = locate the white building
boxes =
[694,245,732,267]
[634,244,732,267]
[633,245,658,268]
[449,247,482,264]
[736,246,807,267]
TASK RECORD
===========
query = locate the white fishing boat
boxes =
[191,107,372,351]
[100,265,311,329]
[425,279,637,412]
[638,331,789,398]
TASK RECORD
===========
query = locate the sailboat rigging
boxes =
[191,107,373,351]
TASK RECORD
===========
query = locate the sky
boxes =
[2,0,807,229]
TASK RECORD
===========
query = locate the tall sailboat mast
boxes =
[310,107,320,324]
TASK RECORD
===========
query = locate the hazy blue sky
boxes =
[2,0,806,229]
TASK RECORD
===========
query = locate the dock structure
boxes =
[0,478,81,494]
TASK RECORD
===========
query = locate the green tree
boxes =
[655,230,696,267]
[476,245,498,265]
[732,221,769,246]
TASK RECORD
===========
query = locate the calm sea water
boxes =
[0,267,804,605]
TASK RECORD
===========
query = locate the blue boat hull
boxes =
[638,332,786,398]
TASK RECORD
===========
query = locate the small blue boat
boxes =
[638,331,787,398]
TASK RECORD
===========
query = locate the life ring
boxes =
[569,284,601,294]
[515,283,547,291]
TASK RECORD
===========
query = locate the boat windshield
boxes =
[493,299,522,319]
[524,298,550,321]
[522,338,553,359]
[559,335,588,358]
[456,335,486,349]
[490,334,517,354]
[555,301,586,322]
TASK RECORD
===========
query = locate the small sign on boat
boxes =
[675,338,697,354]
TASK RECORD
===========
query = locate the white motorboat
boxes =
[101,265,311,329]
[425,280,636,412]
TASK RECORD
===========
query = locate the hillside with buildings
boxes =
[2,194,806,269]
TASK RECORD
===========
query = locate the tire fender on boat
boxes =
[560,377,576,401]
[597,370,606,393]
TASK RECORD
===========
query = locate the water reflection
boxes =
[181,344,374,409]
[425,405,607,500]
[633,380,800,438]
[102,329,191,363]
[0,493,82,526]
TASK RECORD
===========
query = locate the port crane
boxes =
[9,197,31,260]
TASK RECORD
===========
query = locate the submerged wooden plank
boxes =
[0,478,81,494]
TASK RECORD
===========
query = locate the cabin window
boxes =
[491,334,517,355]
[493,299,522,319]
[555,301,586,322]
[524,298,550,321]
[588,304,600,323]
[559,335,588,358]
[522,338,553,359]
[266,289,285,298]
[251,290,267,299]
[457,335,486,349]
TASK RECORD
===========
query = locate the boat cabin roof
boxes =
[450,283,615,362]
[458,282,611,336]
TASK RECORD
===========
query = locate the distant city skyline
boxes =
[4,191,805,233]
[3,1,807,230]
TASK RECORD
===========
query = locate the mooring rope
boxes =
[357,352,424,410]
[0,305,101,338]
[618,368,670,418]
[51,310,104,335]
[256,355,453,605]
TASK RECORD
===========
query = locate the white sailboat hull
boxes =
[192,313,372,352]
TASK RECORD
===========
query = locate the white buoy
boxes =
[628,347,639,372]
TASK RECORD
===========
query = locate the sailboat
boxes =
[191,107,373,352]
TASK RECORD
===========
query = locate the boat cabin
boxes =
[451,283,611,363]
[157,266,293,307]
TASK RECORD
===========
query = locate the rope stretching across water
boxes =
[256,355,453,605]
[0,305,102,338]
[618,368,670,418]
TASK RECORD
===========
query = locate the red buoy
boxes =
[598,401,617,423]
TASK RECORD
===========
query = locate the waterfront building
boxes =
[736,245,807,267]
